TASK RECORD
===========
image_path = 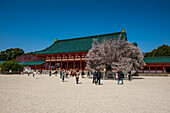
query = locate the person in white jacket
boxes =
[34,70,37,79]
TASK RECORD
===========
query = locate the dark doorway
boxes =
[68,61,73,69]
[75,61,80,70]
[82,61,85,70]
[62,62,67,69]
[51,62,55,70]
[56,62,60,68]
[165,67,170,73]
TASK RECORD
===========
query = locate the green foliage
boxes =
[12,48,25,60]
[133,42,137,47]
[0,48,25,60]
[25,52,31,55]
[0,60,24,72]
[144,44,170,57]
[0,51,6,60]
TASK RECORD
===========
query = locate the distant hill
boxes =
[144,44,170,57]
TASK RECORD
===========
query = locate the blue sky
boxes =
[0,0,170,53]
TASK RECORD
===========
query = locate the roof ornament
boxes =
[122,29,126,33]
[55,38,57,42]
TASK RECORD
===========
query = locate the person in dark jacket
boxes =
[62,69,66,82]
[49,70,51,76]
[71,70,73,77]
[75,70,80,84]
[128,71,131,81]
[60,70,62,78]
[92,70,97,84]
[118,71,124,85]
[81,70,85,78]
[40,70,42,74]
[96,69,102,85]
[87,71,90,77]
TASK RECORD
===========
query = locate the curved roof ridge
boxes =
[57,32,123,42]
[32,31,126,55]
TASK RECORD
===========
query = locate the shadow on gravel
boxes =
[132,77,144,79]
[95,83,103,85]
[118,83,124,85]
[77,82,82,84]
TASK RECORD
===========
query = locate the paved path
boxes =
[0,74,170,113]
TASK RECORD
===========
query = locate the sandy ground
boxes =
[0,74,170,113]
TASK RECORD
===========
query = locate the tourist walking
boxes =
[33,70,35,77]
[92,70,97,84]
[49,70,51,76]
[34,70,37,79]
[74,70,76,77]
[75,70,80,84]
[81,70,85,78]
[54,70,58,76]
[128,71,131,81]
[66,70,68,78]
[68,70,70,77]
[62,69,66,82]
[87,71,90,77]
[96,69,102,85]
[40,70,42,74]
[115,72,118,80]
[60,70,62,78]
[118,71,124,85]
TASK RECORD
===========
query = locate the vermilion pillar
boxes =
[73,56,75,69]
[67,58,68,70]
[80,57,82,70]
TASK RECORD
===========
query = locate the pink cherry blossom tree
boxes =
[86,36,144,73]
[16,55,44,63]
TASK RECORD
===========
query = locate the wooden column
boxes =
[45,61,47,70]
[155,66,157,73]
[80,56,82,70]
[61,57,63,69]
[55,55,57,70]
[84,61,86,70]
[163,65,165,74]
[73,56,75,69]
[71,61,73,69]
[50,56,51,70]
[45,55,47,70]
[67,57,68,70]
[77,61,79,70]
[149,65,150,74]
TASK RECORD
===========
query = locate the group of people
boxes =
[29,69,132,85]
[60,69,85,84]
[92,69,102,85]
[116,71,124,85]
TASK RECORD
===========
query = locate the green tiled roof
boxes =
[32,32,126,55]
[22,61,45,66]
[144,57,170,63]
[0,61,5,64]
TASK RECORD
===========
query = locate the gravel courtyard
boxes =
[0,74,170,113]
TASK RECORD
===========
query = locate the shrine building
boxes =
[31,31,127,70]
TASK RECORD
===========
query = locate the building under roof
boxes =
[31,31,127,70]
[138,57,170,74]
